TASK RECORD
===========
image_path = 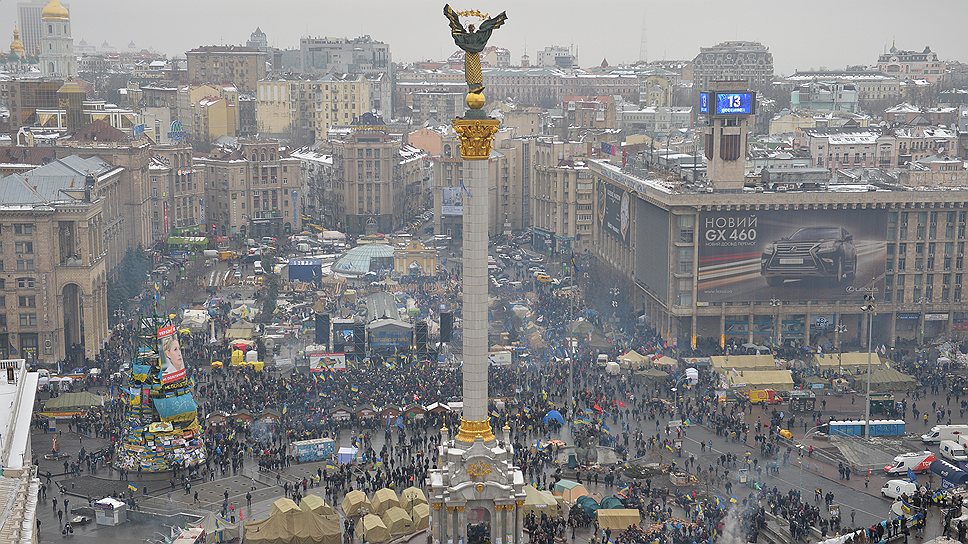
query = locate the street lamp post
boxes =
[834,323,847,375]
[861,295,876,440]
[770,298,782,348]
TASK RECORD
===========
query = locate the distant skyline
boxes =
[3,0,966,74]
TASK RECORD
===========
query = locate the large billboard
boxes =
[441,186,464,216]
[597,180,631,245]
[697,210,886,303]
[158,325,187,384]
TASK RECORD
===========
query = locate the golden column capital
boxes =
[452,118,500,160]
[455,417,496,443]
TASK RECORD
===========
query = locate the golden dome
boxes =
[41,0,69,21]
[10,27,25,57]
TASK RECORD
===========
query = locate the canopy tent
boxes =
[182,309,211,330]
[723,369,794,391]
[812,352,883,371]
[411,503,431,531]
[575,495,600,517]
[245,500,341,544]
[371,488,400,515]
[710,354,776,371]
[43,391,106,410]
[337,446,358,464]
[851,367,918,392]
[543,410,565,425]
[381,506,414,537]
[357,514,391,544]
[552,479,590,504]
[341,490,370,517]
[633,368,669,382]
[400,487,427,509]
[652,355,679,368]
[300,494,335,515]
[521,485,560,517]
[195,512,239,543]
[617,350,647,366]
[597,509,641,530]
[600,497,625,510]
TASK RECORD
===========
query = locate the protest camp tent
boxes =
[371,488,400,515]
[341,490,370,516]
[381,506,414,537]
[812,352,883,372]
[710,354,776,371]
[300,494,335,515]
[43,391,106,410]
[411,503,431,531]
[724,369,794,391]
[357,514,391,543]
[851,367,918,392]
[521,485,560,517]
[244,499,341,544]
[552,480,590,504]
[195,513,239,543]
[597,509,641,530]
[400,487,427,509]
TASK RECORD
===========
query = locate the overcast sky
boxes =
[4,0,966,73]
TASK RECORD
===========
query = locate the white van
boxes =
[940,439,968,462]
[881,480,917,499]
[254,260,264,275]
[884,451,936,474]
[921,424,968,444]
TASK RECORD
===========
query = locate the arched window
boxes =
[48,24,53,34]
[49,62,55,73]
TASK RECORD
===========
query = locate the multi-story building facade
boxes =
[256,78,295,136]
[692,41,774,92]
[299,35,391,77]
[38,0,76,78]
[532,145,595,253]
[617,106,693,135]
[5,77,64,128]
[53,123,153,269]
[409,90,464,125]
[329,114,427,235]
[784,70,901,105]
[790,82,859,113]
[290,147,334,227]
[0,155,120,363]
[894,126,959,166]
[796,127,891,170]
[196,139,302,238]
[877,45,948,84]
[148,144,202,242]
[883,103,959,127]
[561,96,617,130]
[17,0,46,58]
[590,154,968,348]
[537,46,575,69]
[186,45,266,92]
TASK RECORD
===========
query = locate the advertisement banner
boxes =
[308,352,347,372]
[158,325,187,384]
[697,210,886,303]
[442,186,464,216]
[597,180,631,245]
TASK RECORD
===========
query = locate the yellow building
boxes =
[256,79,294,136]
[308,73,369,141]
[394,241,438,276]
[189,84,239,142]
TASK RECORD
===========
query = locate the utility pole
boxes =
[861,294,876,440]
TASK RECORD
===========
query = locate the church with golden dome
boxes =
[39,0,76,77]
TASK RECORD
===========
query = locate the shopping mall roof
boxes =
[332,244,394,276]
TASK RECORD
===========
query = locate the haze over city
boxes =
[4,1,968,544]
[1,0,966,71]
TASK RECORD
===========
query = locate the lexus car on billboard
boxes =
[761,226,857,287]
[697,210,886,303]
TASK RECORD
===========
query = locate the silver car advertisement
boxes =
[697,210,886,303]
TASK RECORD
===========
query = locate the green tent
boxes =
[44,392,106,410]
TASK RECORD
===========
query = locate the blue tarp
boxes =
[153,393,198,420]
[543,410,565,425]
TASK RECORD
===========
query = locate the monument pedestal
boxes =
[429,426,525,544]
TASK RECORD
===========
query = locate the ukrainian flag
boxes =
[127,482,139,492]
